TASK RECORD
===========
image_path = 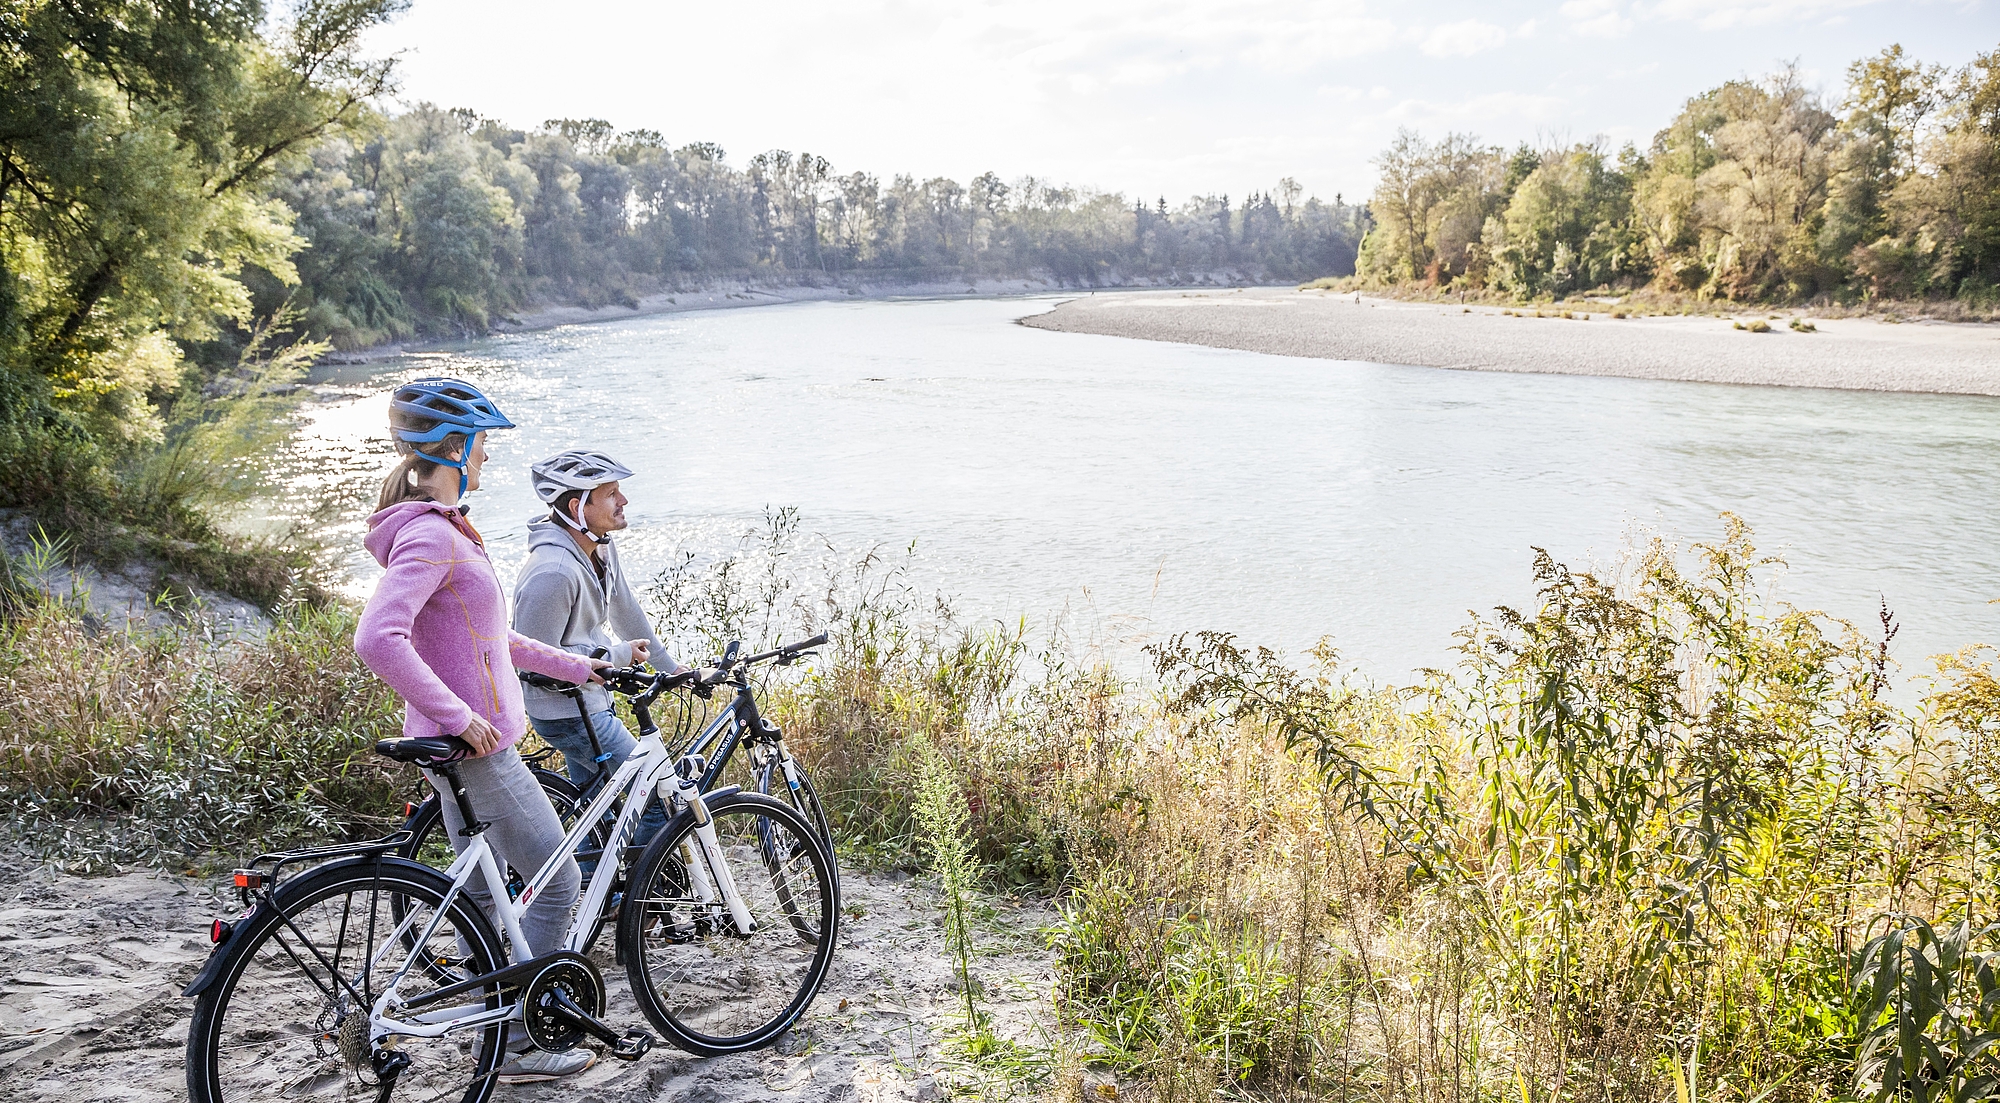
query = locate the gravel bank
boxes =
[1021,288,2000,395]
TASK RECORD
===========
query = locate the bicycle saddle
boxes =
[374,735,475,765]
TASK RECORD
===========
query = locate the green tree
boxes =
[0,0,404,451]
[1486,145,1638,297]
[1358,129,1502,286]
[379,106,525,330]
[1872,45,2000,301]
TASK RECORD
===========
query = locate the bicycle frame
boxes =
[541,674,807,850]
[679,680,800,793]
[364,730,751,1043]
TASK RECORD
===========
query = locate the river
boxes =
[284,294,2000,683]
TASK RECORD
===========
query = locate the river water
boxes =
[287,295,2000,683]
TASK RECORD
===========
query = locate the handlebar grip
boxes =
[790,632,829,651]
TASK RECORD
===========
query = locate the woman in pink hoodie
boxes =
[353,377,604,1083]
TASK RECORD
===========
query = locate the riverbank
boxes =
[1020,287,2000,395]
[321,274,1273,365]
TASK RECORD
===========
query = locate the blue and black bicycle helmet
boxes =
[388,377,515,497]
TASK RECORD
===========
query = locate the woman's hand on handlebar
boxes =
[458,714,504,756]
[585,657,615,685]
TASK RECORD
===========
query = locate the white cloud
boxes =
[1560,0,1635,38]
[1420,19,1509,57]
[1640,0,1885,29]
[1389,91,1571,131]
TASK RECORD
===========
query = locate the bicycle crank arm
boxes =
[539,987,654,1061]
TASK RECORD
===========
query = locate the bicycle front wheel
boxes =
[756,754,840,940]
[186,857,508,1103]
[618,792,837,1056]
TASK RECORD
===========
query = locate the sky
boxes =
[361,0,1997,206]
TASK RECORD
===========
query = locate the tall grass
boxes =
[913,735,987,1043]
[0,581,408,869]
[9,512,2000,1098]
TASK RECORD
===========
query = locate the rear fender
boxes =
[182,904,259,998]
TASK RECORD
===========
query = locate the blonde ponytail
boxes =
[374,433,467,511]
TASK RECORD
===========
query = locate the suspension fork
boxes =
[668,771,756,937]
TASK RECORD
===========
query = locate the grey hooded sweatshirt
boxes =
[512,516,680,722]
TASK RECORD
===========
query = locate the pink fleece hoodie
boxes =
[356,500,594,753]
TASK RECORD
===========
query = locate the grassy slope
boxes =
[9,514,1995,1100]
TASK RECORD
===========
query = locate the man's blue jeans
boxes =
[529,708,669,867]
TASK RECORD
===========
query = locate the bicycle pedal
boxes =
[610,1030,652,1061]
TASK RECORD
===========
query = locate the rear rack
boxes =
[235,831,413,902]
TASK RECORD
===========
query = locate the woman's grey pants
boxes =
[422,746,581,959]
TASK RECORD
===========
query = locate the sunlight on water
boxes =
[286,295,2000,681]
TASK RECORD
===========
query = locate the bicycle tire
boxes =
[186,856,507,1103]
[617,792,837,1056]
[756,755,841,939]
[755,754,835,853]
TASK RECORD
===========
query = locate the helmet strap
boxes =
[556,497,610,546]
[414,443,471,502]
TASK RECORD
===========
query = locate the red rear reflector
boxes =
[404,802,417,817]
[233,870,263,889]
[210,919,231,943]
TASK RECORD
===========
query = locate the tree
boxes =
[0,0,405,448]
[1359,129,1502,286]
[1486,145,1638,296]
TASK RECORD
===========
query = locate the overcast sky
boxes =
[362,0,1996,205]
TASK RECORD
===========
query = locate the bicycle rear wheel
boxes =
[186,857,507,1103]
[618,792,837,1056]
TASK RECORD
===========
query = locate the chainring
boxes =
[521,952,606,1053]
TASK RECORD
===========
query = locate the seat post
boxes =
[433,762,487,836]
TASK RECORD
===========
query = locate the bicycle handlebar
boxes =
[521,632,831,700]
[742,631,829,668]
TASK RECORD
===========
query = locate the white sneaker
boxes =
[496,1047,596,1083]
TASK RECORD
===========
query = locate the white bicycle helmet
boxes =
[530,450,634,542]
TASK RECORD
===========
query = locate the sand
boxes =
[1020,288,2000,395]
[0,866,1061,1102]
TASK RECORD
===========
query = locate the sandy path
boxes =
[0,867,1057,1101]
[1021,287,2000,395]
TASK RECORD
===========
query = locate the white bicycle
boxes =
[182,663,838,1103]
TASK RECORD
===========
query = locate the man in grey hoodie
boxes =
[512,450,684,847]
